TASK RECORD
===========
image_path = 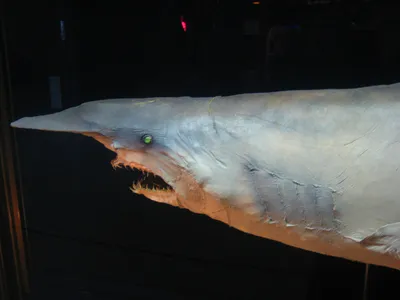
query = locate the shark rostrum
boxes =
[11,83,400,270]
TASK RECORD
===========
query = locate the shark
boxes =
[10,83,400,270]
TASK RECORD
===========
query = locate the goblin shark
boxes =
[11,83,400,270]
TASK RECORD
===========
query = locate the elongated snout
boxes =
[10,106,99,133]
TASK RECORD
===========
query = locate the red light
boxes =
[180,16,187,32]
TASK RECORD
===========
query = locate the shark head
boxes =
[11,93,300,224]
[10,96,246,211]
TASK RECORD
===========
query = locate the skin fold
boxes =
[11,83,400,270]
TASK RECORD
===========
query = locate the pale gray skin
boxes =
[11,83,400,270]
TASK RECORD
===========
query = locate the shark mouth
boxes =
[110,157,174,194]
[130,171,173,193]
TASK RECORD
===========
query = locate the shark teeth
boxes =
[110,158,173,193]
[111,157,152,173]
[130,183,173,193]
[130,179,173,194]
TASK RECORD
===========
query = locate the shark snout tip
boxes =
[10,117,30,129]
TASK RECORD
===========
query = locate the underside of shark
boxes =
[11,83,400,270]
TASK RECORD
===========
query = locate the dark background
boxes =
[4,0,400,299]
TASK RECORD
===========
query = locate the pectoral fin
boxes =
[360,222,400,259]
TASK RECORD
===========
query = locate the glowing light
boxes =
[180,16,187,32]
[253,1,260,4]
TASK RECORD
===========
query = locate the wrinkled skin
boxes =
[11,83,400,270]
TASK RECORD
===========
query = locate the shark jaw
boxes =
[83,132,195,209]
[110,154,179,207]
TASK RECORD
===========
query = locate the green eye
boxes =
[141,134,153,145]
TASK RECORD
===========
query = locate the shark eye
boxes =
[141,134,153,145]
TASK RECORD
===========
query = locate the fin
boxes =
[360,222,400,259]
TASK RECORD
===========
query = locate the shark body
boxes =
[11,83,400,270]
